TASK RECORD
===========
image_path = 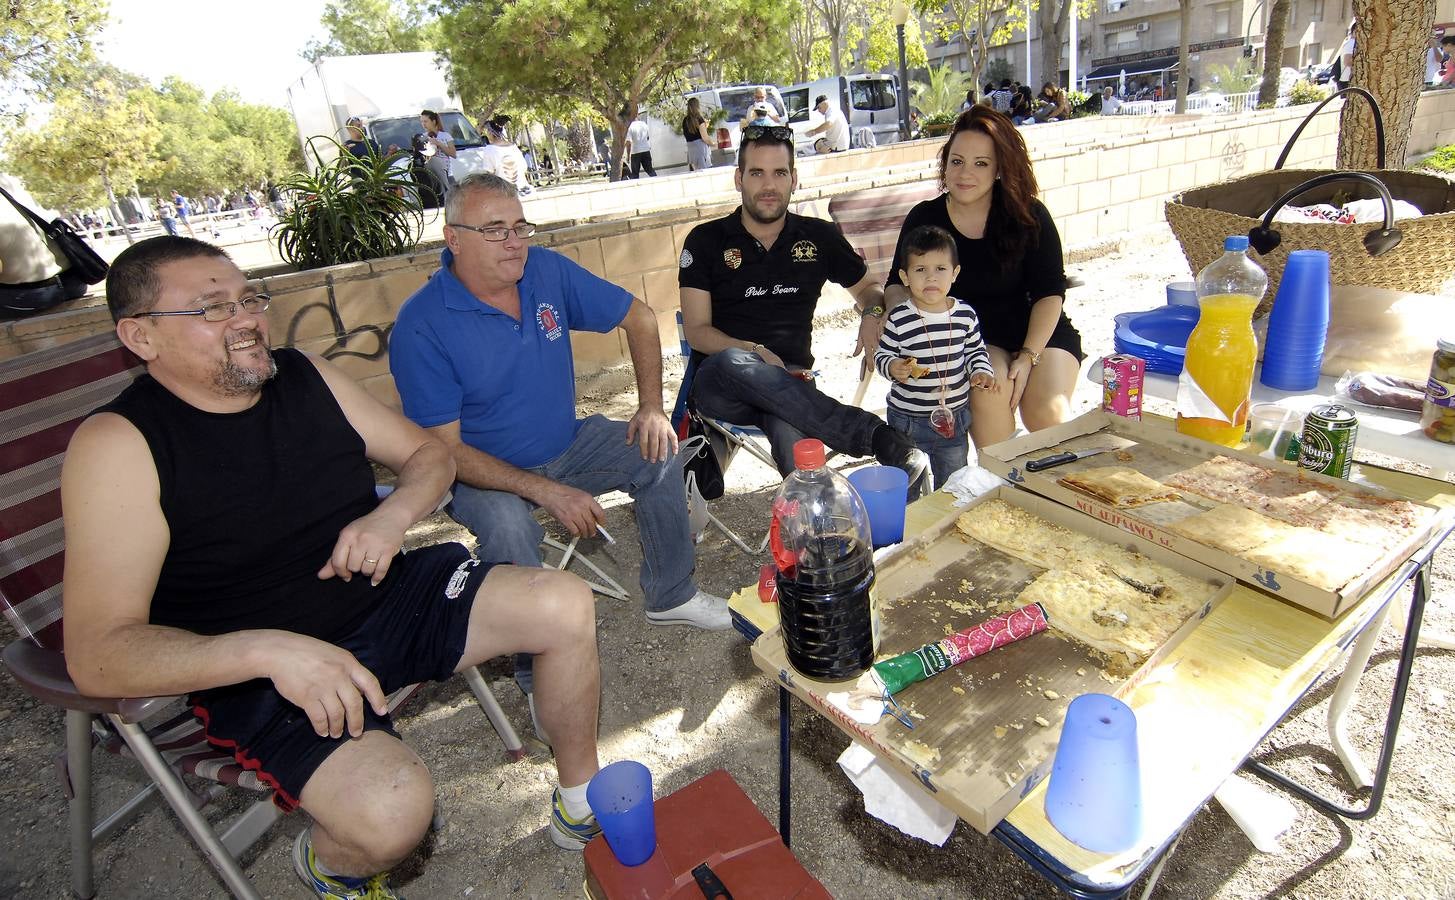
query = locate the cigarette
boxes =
[596,524,616,545]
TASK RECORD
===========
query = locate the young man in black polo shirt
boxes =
[678,125,929,494]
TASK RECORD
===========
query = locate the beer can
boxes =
[1298,403,1358,478]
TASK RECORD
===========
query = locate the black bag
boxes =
[0,183,110,285]
[681,411,726,501]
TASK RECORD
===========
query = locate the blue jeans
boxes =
[691,348,883,475]
[449,415,698,692]
[887,405,971,490]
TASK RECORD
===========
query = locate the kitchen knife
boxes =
[1024,446,1121,472]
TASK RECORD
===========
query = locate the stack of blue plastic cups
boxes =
[1260,250,1331,391]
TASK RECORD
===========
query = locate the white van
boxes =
[780,75,902,150]
[639,84,791,172]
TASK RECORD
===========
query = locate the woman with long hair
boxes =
[1036,83,1072,122]
[683,97,713,171]
[1010,85,1036,125]
[882,106,1083,448]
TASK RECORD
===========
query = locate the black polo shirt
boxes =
[679,208,867,369]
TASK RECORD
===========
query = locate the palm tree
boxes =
[913,64,973,120]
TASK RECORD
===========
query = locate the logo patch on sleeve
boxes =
[679,248,693,268]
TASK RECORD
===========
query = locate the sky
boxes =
[99,0,334,108]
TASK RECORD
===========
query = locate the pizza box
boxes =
[750,485,1233,835]
[976,410,1449,619]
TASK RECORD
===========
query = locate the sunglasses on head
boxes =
[740,125,794,144]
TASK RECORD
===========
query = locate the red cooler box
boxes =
[584,769,831,899]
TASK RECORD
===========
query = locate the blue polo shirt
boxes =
[390,246,633,468]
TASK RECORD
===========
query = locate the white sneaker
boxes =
[645,590,731,630]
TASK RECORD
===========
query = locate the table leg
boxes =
[1390,587,1455,651]
[1244,565,1429,820]
[779,686,792,848]
[1326,597,1394,788]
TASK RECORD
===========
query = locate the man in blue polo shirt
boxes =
[391,175,728,688]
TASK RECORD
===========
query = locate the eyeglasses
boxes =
[449,223,538,241]
[741,125,794,144]
[134,293,272,323]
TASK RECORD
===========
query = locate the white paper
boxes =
[943,465,1009,507]
[1176,369,1235,425]
[1214,773,1297,854]
[837,742,958,845]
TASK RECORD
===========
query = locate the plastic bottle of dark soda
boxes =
[770,439,876,680]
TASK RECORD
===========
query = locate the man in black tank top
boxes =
[62,237,606,896]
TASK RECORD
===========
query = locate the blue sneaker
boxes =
[293,827,402,898]
[549,788,601,850]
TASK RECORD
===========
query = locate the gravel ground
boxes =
[2,223,1451,899]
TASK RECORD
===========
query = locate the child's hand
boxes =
[888,357,913,383]
[971,371,1000,393]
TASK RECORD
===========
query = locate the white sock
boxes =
[559,781,592,819]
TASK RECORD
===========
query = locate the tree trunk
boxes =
[1258,0,1291,108]
[608,109,632,183]
[100,161,132,246]
[830,26,844,75]
[1038,1,1072,89]
[1338,0,1434,168]
[1175,0,1191,114]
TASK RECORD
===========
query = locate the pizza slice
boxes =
[1058,466,1183,508]
[1242,531,1386,593]
[1164,455,1272,506]
[1165,503,1300,555]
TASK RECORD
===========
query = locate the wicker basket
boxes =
[1165,89,1455,318]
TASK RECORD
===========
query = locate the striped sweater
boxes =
[874,298,994,416]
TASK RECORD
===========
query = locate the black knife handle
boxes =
[1025,451,1077,472]
[691,862,734,899]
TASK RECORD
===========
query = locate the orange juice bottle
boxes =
[1176,236,1267,447]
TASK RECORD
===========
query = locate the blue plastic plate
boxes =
[1113,305,1199,375]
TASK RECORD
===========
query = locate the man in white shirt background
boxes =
[805,95,850,153]
[624,110,657,179]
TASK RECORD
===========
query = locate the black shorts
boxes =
[189,543,496,811]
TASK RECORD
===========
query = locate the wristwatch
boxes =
[860,304,885,318]
[1018,347,1043,367]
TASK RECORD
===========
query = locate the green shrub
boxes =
[1289,80,1325,105]
[1068,89,1095,117]
[1420,145,1455,174]
[274,138,424,271]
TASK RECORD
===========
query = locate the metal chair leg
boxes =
[779,686,792,848]
[66,709,96,900]
[1327,596,1394,788]
[109,716,264,900]
[462,665,527,761]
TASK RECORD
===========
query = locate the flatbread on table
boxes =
[1058,466,1182,508]
[957,500,1221,669]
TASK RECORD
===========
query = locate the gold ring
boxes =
[363,557,379,565]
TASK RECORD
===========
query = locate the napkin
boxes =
[942,464,1009,506]
[837,742,958,845]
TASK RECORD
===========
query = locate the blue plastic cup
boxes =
[1261,250,1330,391]
[586,761,656,866]
[848,465,909,548]
[1044,693,1142,854]
[1165,281,1198,306]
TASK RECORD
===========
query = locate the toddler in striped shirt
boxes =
[875,225,998,487]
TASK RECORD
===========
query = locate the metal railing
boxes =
[1114,90,1283,116]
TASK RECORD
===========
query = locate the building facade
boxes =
[921,0,1415,97]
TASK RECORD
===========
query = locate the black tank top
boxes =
[97,349,385,641]
[683,115,704,143]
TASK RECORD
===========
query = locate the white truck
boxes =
[285,51,491,178]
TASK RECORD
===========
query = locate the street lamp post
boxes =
[893,1,911,141]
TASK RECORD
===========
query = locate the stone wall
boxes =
[6,91,1452,405]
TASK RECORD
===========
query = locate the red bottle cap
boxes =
[793,438,826,470]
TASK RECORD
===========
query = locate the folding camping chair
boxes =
[0,333,523,899]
